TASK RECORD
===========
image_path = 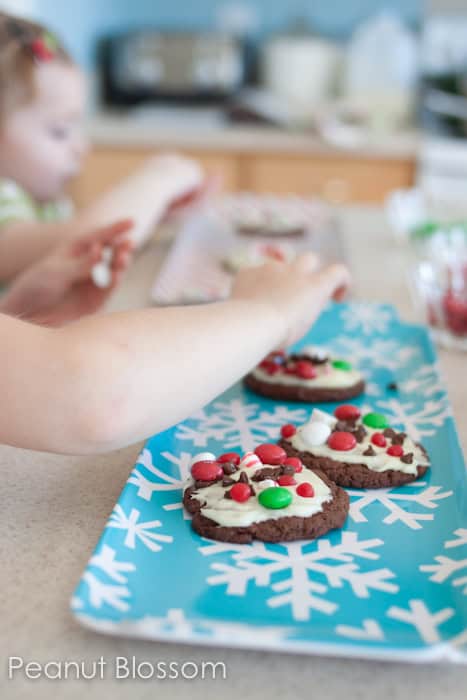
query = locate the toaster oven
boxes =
[100,31,246,105]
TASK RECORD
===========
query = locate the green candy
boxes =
[258,487,292,510]
[363,412,389,430]
[332,359,353,371]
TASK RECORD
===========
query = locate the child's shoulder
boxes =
[0,178,74,227]
[0,178,37,226]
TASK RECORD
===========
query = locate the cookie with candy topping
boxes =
[244,347,365,402]
[278,406,430,489]
[183,445,349,544]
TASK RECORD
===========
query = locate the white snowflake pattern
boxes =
[420,528,467,594]
[329,337,419,372]
[81,571,132,612]
[128,448,191,514]
[387,599,455,644]
[335,618,384,641]
[364,381,384,398]
[339,303,394,335]
[199,532,398,622]
[399,364,446,398]
[106,505,174,552]
[175,399,307,452]
[89,545,136,583]
[374,397,451,442]
[348,482,453,530]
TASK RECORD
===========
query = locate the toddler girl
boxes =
[0,12,204,283]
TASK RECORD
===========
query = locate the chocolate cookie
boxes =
[278,406,430,489]
[183,445,349,544]
[244,348,365,403]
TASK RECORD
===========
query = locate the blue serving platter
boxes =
[72,303,467,663]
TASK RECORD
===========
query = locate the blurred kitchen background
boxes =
[2,0,466,207]
[2,0,466,345]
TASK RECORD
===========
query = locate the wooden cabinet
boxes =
[69,148,240,207]
[70,145,415,208]
[242,153,415,203]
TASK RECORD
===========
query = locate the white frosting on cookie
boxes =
[289,420,429,476]
[252,364,362,389]
[186,461,332,528]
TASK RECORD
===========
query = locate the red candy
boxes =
[387,445,404,457]
[254,443,287,465]
[218,452,241,465]
[295,360,317,379]
[191,460,223,481]
[229,483,252,502]
[296,483,315,498]
[284,456,303,473]
[277,475,296,486]
[327,431,357,451]
[259,360,281,375]
[31,38,55,61]
[281,424,297,439]
[334,404,361,421]
[371,432,387,448]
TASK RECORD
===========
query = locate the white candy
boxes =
[300,421,331,447]
[91,262,112,288]
[301,345,328,361]
[240,452,262,469]
[190,452,216,467]
[256,478,277,491]
[91,247,114,288]
[309,408,337,428]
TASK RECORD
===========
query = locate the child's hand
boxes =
[165,174,221,218]
[0,219,134,326]
[231,252,351,347]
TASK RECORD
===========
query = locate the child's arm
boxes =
[0,218,84,281]
[0,154,203,281]
[79,153,204,248]
[0,256,349,455]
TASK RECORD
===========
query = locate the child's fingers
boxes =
[74,219,134,255]
[294,252,320,274]
[111,240,134,270]
[312,263,352,304]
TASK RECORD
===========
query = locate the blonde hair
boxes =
[0,12,72,121]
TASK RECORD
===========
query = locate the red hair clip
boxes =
[30,31,58,62]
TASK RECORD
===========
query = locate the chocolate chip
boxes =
[335,420,349,432]
[353,426,367,443]
[363,445,376,456]
[238,471,249,484]
[383,428,396,438]
[194,479,217,489]
[249,486,256,497]
[222,477,235,487]
[224,490,232,499]
[391,432,406,445]
[222,462,237,475]
[251,467,281,482]
[387,381,398,391]
[290,352,328,365]
[281,465,296,476]
[401,452,414,464]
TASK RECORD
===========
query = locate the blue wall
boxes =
[28,0,421,69]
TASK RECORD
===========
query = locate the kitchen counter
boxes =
[0,206,465,700]
[88,110,420,159]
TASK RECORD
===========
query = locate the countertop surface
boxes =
[87,110,419,158]
[0,206,466,699]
